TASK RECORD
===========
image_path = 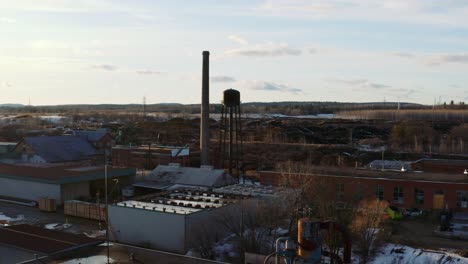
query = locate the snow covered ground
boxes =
[84,229,107,238]
[0,212,24,226]
[44,223,72,230]
[62,255,114,264]
[209,237,468,264]
[364,244,468,264]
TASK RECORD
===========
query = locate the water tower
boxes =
[218,89,243,180]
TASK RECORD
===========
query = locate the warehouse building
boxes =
[0,163,136,205]
[108,189,246,253]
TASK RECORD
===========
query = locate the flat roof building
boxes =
[0,163,135,205]
[109,189,246,254]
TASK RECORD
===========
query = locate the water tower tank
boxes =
[223,89,240,107]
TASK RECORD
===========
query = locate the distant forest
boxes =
[0,102,427,115]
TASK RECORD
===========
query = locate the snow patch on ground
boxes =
[367,244,468,264]
[0,212,24,226]
[273,227,289,236]
[98,242,114,247]
[44,223,73,230]
[185,249,195,257]
[213,234,238,261]
[62,255,114,264]
[44,223,59,230]
[84,229,106,238]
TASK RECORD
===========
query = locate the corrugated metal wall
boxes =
[0,178,61,203]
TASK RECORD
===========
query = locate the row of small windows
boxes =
[336,183,468,209]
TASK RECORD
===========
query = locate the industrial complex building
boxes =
[0,163,135,204]
[109,189,245,253]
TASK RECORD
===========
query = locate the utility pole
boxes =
[105,162,110,264]
[143,96,146,122]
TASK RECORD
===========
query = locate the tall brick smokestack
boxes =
[200,51,210,165]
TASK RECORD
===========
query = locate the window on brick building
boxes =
[393,186,404,204]
[336,183,344,200]
[414,188,424,205]
[355,184,364,201]
[457,191,468,208]
[375,185,384,200]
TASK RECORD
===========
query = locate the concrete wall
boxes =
[0,177,61,203]
[61,182,90,202]
[108,205,187,253]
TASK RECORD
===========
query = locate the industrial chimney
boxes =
[200,51,210,165]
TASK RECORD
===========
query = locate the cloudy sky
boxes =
[0,0,467,105]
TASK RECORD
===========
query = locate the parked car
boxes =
[403,208,424,217]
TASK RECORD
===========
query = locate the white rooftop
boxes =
[116,191,233,215]
[116,200,202,215]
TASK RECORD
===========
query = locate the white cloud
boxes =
[391,52,414,58]
[1,82,12,88]
[242,80,302,94]
[258,0,468,27]
[0,0,120,13]
[0,17,16,23]
[211,76,236,82]
[225,43,301,57]
[425,53,468,66]
[329,78,391,89]
[91,64,117,71]
[136,70,164,75]
[228,35,248,45]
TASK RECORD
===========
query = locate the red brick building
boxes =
[112,145,190,170]
[258,168,468,212]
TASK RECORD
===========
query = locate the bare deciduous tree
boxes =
[350,199,389,264]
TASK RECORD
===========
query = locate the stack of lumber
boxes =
[38,197,56,212]
[64,200,106,221]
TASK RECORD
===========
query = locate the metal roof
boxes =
[74,130,109,143]
[0,163,136,184]
[369,160,412,171]
[136,164,236,189]
[24,136,99,163]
